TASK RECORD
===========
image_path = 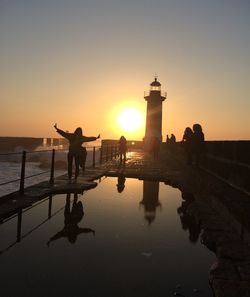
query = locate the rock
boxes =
[209,259,239,281]
[217,242,250,261]
[237,263,250,281]
[201,230,239,252]
[211,279,250,297]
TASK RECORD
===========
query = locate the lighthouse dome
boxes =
[150,77,161,87]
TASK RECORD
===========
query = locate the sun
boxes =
[117,108,143,132]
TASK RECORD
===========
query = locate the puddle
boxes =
[0,177,214,297]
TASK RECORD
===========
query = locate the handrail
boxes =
[0,146,102,156]
[0,144,119,197]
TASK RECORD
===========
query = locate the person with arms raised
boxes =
[54,124,100,181]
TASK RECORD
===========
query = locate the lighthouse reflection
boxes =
[140,181,161,225]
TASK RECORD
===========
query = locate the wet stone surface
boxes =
[1,149,250,297]
[211,279,250,297]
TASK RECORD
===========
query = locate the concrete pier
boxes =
[0,148,250,296]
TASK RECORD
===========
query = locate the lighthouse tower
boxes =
[144,77,166,143]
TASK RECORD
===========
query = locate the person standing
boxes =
[118,136,127,164]
[54,124,100,180]
[192,123,205,166]
[182,127,194,165]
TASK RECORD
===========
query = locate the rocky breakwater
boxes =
[181,193,250,296]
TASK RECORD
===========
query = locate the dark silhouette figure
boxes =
[177,192,201,243]
[170,133,176,143]
[47,193,95,245]
[79,146,87,172]
[182,127,194,165]
[54,124,100,179]
[116,175,126,193]
[118,136,127,164]
[192,123,205,166]
[166,134,170,143]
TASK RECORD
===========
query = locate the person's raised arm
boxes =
[82,134,100,142]
[53,123,71,139]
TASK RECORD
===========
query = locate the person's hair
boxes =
[74,127,83,136]
[184,127,193,135]
[193,124,203,133]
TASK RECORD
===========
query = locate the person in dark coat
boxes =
[118,136,127,164]
[182,127,194,165]
[192,123,205,166]
[170,134,176,143]
[54,124,100,180]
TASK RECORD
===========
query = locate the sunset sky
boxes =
[0,0,249,141]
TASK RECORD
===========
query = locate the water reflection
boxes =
[0,178,214,296]
[140,181,161,225]
[177,192,201,243]
[47,193,95,245]
[116,175,126,193]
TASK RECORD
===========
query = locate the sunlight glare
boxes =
[117,108,143,132]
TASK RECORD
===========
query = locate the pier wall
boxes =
[163,141,250,194]
[200,141,250,194]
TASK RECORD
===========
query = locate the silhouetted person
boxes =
[192,123,205,166]
[79,146,87,172]
[182,127,194,165]
[47,193,95,245]
[166,134,170,143]
[54,124,100,180]
[116,175,126,193]
[118,136,127,164]
[170,133,176,143]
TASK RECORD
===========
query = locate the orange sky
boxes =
[1,1,249,141]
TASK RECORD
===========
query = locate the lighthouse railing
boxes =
[144,91,167,98]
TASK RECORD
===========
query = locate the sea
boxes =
[0,137,101,197]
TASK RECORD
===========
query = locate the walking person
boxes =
[54,124,100,180]
[182,127,193,165]
[118,136,127,164]
[192,123,205,166]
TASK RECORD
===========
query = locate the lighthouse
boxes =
[144,77,166,144]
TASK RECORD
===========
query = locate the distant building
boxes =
[144,77,166,143]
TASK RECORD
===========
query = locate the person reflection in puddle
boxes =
[116,175,126,193]
[47,193,95,245]
[177,192,201,243]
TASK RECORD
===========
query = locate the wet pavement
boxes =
[1,148,250,296]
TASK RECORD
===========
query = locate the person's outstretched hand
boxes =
[97,134,100,139]
[54,123,57,129]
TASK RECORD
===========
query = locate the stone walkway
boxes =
[0,149,250,296]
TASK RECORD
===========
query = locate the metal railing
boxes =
[0,144,119,197]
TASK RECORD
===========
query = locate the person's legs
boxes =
[74,154,80,180]
[67,153,73,178]
[80,148,87,172]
